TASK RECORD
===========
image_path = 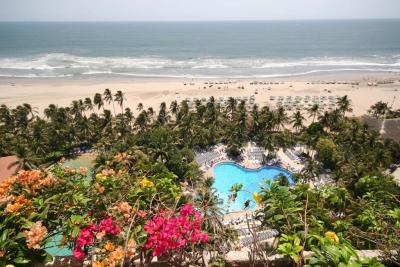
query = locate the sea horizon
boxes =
[1,18,400,22]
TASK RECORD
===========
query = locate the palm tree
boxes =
[93,93,104,111]
[103,89,115,114]
[274,107,288,131]
[70,100,83,118]
[291,111,305,133]
[114,90,125,114]
[307,104,320,123]
[137,102,143,111]
[226,97,237,120]
[368,101,389,119]
[0,104,13,130]
[134,110,149,132]
[337,95,352,115]
[44,104,57,119]
[228,183,243,202]
[22,103,37,121]
[156,102,169,126]
[301,158,320,183]
[169,100,179,121]
[84,97,94,112]
[124,107,134,128]
[194,177,235,260]
[13,144,39,170]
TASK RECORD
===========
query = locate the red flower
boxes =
[136,210,147,218]
[73,246,85,260]
[180,204,195,216]
[73,217,119,260]
[143,204,208,257]
[98,217,120,235]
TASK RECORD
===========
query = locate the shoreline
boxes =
[1,70,399,83]
[0,72,399,117]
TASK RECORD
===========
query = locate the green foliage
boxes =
[278,234,303,263]
[315,137,338,168]
[257,180,399,265]
[0,167,90,266]
[258,182,304,234]
[275,173,290,186]
[1,95,400,266]
[306,234,384,267]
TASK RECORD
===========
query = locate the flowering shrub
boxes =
[73,217,120,260]
[139,177,154,188]
[144,204,209,257]
[0,168,89,266]
[24,221,48,249]
[0,150,212,266]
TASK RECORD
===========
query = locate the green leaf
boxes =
[1,229,9,242]
[292,254,300,263]
[14,257,31,264]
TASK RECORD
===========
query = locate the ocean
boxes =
[0,20,399,79]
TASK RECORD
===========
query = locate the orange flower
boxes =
[15,195,32,205]
[17,170,41,186]
[96,231,106,241]
[24,221,48,249]
[0,177,16,195]
[92,260,106,267]
[116,201,132,219]
[118,201,131,213]
[63,167,76,174]
[126,239,136,257]
[102,169,116,177]
[104,241,115,252]
[95,183,105,193]
[0,250,5,258]
[136,210,147,218]
[114,153,125,162]
[0,195,15,205]
[109,246,123,263]
[114,152,133,164]
[5,202,22,213]
[39,176,53,187]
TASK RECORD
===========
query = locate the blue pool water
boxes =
[213,162,291,212]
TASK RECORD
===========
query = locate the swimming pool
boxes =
[213,162,292,212]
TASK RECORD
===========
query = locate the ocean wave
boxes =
[0,53,399,78]
[0,73,74,78]
[1,68,399,79]
[77,68,400,79]
[245,68,400,78]
[254,59,400,69]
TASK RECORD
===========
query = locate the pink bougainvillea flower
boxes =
[143,204,208,257]
[73,218,119,260]
[73,246,85,260]
[180,203,195,216]
[98,217,120,235]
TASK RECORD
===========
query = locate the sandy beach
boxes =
[1,72,399,117]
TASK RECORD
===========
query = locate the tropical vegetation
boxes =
[0,90,399,266]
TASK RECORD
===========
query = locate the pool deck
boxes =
[200,142,305,223]
[204,142,303,179]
